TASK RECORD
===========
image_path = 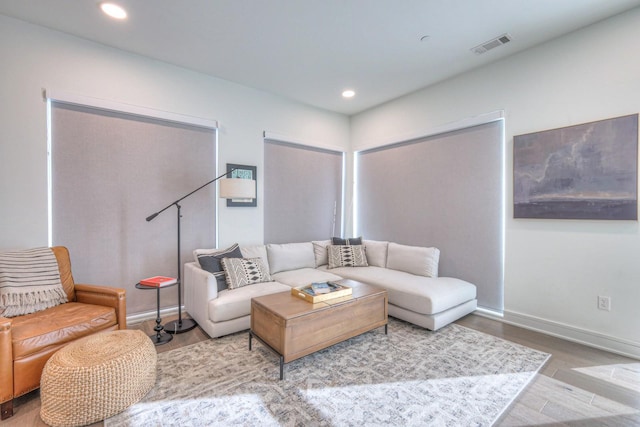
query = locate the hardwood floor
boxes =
[4,313,639,426]
[456,315,640,426]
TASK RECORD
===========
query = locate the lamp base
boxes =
[164,318,197,334]
[149,332,173,346]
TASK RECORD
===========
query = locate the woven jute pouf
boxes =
[40,329,157,427]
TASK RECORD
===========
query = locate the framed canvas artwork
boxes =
[513,114,638,220]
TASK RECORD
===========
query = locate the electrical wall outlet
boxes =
[597,296,611,311]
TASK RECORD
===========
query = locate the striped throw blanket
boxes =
[0,247,68,317]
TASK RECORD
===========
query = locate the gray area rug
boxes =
[106,318,550,426]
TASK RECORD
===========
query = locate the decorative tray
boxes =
[291,281,352,303]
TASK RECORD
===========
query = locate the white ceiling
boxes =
[1,0,639,115]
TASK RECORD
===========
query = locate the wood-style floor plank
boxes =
[458,315,640,426]
[554,368,640,410]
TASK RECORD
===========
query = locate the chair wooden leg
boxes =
[1,399,13,419]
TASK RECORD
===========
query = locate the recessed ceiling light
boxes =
[342,90,355,98]
[100,3,127,20]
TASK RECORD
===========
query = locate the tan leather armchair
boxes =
[0,246,126,419]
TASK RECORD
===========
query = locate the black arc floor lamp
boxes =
[145,168,256,334]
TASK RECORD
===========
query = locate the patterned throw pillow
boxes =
[331,236,363,245]
[221,257,272,290]
[196,244,243,292]
[327,245,368,269]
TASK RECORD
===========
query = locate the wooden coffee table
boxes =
[249,279,388,379]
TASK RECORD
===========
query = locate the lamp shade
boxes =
[219,178,256,199]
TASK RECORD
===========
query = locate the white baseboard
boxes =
[127,306,180,325]
[474,306,504,320]
[497,309,640,360]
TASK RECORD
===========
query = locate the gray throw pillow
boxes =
[331,236,362,245]
[196,244,243,292]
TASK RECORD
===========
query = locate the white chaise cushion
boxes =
[266,242,316,274]
[386,242,440,278]
[325,266,475,315]
[363,240,389,267]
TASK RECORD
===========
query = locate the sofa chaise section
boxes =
[321,265,477,331]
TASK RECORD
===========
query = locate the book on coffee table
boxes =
[292,281,352,303]
[311,282,331,294]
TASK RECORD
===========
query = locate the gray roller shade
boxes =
[264,139,344,243]
[356,121,504,312]
[50,102,217,314]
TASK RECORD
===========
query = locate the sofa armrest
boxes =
[74,284,127,329]
[184,262,218,328]
[0,317,13,404]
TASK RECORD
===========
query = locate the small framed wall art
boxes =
[227,163,257,207]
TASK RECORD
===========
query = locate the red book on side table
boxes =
[139,276,177,287]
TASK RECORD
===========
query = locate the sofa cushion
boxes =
[221,257,272,290]
[240,245,270,274]
[327,245,368,269]
[386,242,439,278]
[325,266,475,315]
[266,242,316,274]
[209,281,291,323]
[271,267,343,288]
[194,244,243,292]
[10,302,118,359]
[331,236,362,245]
[312,240,331,267]
[363,240,389,267]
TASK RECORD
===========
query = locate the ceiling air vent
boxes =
[471,33,512,55]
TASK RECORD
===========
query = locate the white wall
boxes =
[0,15,349,252]
[351,8,640,358]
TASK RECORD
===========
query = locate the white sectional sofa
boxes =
[184,240,477,338]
